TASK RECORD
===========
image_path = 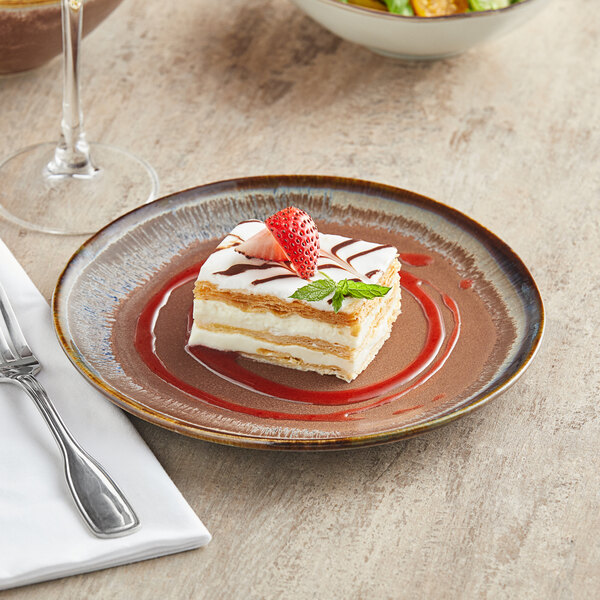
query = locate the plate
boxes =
[53,176,544,450]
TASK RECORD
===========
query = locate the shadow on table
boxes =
[178,1,464,118]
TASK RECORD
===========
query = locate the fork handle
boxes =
[17,374,140,538]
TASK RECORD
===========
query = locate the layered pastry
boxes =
[188,207,401,382]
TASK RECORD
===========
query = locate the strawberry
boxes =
[266,207,320,279]
[235,207,320,279]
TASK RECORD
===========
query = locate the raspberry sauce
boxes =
[133,252,463,422]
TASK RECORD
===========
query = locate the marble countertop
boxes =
[1,0,598,598]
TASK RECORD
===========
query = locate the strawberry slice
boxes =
[235,207,320,279]
[235,227,288,262]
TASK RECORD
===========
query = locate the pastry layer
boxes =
[193,260,400,347]
[189,280,401,381]
[189,222,402,381]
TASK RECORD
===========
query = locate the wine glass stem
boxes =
[47,0,96,177]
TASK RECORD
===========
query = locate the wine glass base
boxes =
[0,141,159,235]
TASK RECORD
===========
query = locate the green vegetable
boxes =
[384,0,415,16]
[468,0,510,9]
[290,274,391,313]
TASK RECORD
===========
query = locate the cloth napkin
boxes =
[0,239,211,591]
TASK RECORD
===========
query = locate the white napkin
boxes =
[0,239,211,591]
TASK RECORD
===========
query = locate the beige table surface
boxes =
[1,0,598,598]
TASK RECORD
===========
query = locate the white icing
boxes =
[196,221,398,313]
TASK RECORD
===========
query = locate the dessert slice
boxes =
[188,208,401,382]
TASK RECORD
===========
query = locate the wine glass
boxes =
[0,0,158,235]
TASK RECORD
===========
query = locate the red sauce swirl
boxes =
[134,253,461,422]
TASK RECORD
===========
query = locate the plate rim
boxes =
[52,174,545,450]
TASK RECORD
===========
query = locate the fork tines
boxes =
[0,281,35,365]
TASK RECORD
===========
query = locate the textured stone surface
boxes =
[0,0,598,598]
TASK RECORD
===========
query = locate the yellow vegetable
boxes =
[411,0,469,16]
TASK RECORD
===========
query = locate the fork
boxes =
[0,281,139,538]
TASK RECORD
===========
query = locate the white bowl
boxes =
[288,0,554,60]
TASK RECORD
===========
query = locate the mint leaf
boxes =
[338,278,349,296]
[331,288,345,313]
[345,280,391,300]
[291,276,392,313]
[290,278,336,302]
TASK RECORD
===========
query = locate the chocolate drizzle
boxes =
[214,240,241,252]
[347,244,393,265]
[318,263,349,271]
[215,262,278,277]
[324,240,392,280]
[210,225,396,292]
[330,239,358,256]
[252,274,298,285]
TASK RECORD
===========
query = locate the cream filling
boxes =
[192,298,383,348]
[188,317,390,378]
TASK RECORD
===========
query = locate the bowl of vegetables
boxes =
[288,0,553,59]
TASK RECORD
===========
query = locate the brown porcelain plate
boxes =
[53,176,544,450]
